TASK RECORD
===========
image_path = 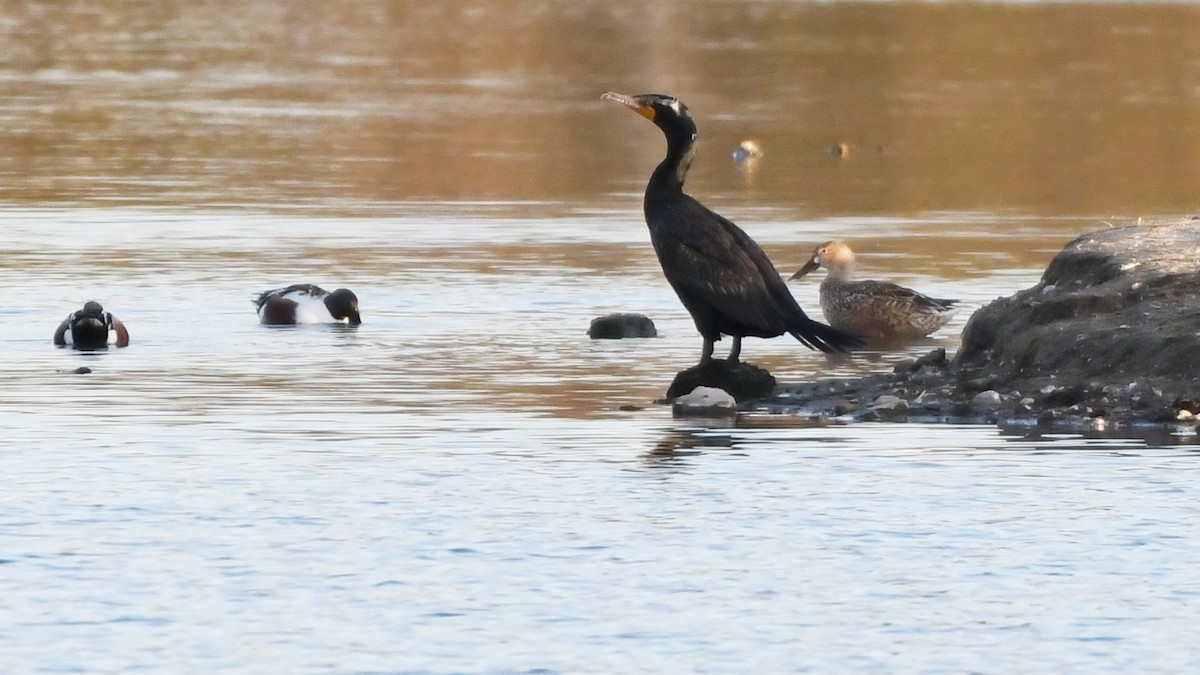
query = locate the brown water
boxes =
[3,2,1200,673]
[3,1,1199,217]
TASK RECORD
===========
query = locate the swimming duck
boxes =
[53,301,130,349]
[789,241,958,343]
[255,284,361,325]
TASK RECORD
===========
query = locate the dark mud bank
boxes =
[758,220,1200,434]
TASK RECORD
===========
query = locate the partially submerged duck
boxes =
[732,139,763,163]
[53,301,129,349]
[255,284,361,325]
[790,241,958,343]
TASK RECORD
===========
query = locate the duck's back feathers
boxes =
[852,280,958,311]
[256,285,361,325]
[820,278,958,341]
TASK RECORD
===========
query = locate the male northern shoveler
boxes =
[789,241,958,343]
[53,301,130,349]
[255,284,361,325]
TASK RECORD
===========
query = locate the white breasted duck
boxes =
[54,301,130,349]
[789,240,958,343]
[255,284,362,325]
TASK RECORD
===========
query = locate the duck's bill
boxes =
[789,259,821,281]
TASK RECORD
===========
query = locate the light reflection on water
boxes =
[5,0,1200,670]
[4,210,1200,672]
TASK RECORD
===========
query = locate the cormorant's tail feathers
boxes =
[790,317,864,353]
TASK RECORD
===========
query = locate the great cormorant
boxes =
[602,91,861,364]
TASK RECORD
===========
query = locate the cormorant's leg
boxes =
[726,336,742,364]
[700,337,715,365]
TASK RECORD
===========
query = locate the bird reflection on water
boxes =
[644,430,737,465]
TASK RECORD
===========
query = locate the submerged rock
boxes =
[588,313,657,339]
[758,219,1200,433]
[666,360,776,403]
[672,386,737,417]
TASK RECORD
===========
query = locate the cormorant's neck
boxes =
[647,128,697,196]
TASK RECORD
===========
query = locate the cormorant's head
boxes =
[602,92,697,140]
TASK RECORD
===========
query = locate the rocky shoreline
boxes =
[761,347,1200,436]
[677,219,1200,436]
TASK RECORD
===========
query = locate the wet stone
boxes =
[666,360,776,403]
[833,402,858,416]
[751,221,1200,433]
[972,390,1003,407]
[872,395,906,410]
[587,313,657,339]
[672,386,737,417]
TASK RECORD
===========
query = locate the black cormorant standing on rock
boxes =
[602,92,861,365]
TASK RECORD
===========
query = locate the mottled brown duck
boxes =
[789,240,958,343]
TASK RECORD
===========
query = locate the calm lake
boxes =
[3,2,1200,672]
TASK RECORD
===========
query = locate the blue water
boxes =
[3,210,1199,673]
[5,415,1199,673]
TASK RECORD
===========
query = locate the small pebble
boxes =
[972,390,1002,407]
[833,402,857,416]
[672,386,737,417]
[871,395,906,410]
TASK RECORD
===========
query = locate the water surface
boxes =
[3,2,1200,672]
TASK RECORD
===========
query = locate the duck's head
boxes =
[327,288,362,325]
[70,300,114,348]
[74,300,114,328]
[790,241,857,281]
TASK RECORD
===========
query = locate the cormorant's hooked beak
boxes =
[789,258,821,281]
[602,91,656,122]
